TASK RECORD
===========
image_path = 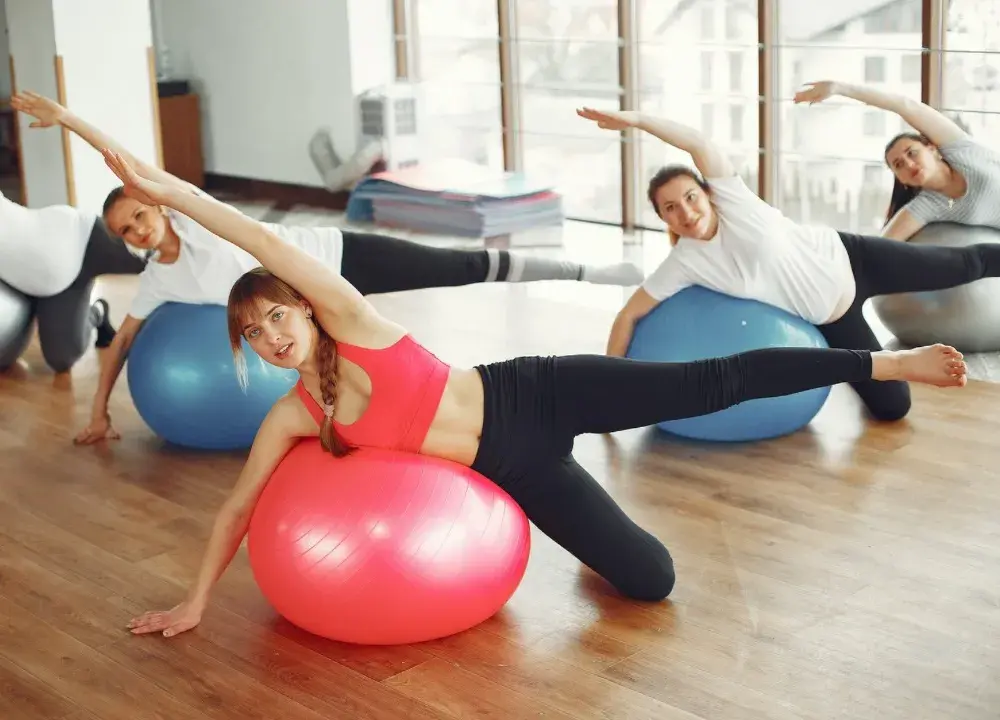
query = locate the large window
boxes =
[635,0,759,228]
[411,0,504,169]
[775,0,923,232]
[942,0,1000,145]
[399,0,988,234]
[516,0,622,224]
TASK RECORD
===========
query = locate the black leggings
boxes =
[340,231,493,295]
[34,220,147,372]
[472,347,872,601]
[818,232,1000,421]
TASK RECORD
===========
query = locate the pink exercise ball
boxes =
[247,440,531,645]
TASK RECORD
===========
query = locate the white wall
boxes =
[347,0,394,98]
[5,0,65,207]
[0,0,11,97]
[156,0,394,186]
[6,0,158,210]
[52,0,158,212]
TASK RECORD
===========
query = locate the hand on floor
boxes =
[128,601,203,638]
[74,414,121,445]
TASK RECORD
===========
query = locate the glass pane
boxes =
[637,0,758,43]
[776,0,922,229]
[522,132,622,224]
[413,0,503,168]
[516,1,619,41]
[779,155,893,234]
[515,1,621,223]
[517,38,620,91]
[943,0,1000,146]
[636,0,759,229]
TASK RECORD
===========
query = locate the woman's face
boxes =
[104,196,170,252]
[239,301,316,369]
[653,175,718,241]
[885,137,943,188]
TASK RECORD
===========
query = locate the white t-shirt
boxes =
[641,175,855,325]
[128,202,345,319]
[0,189,97,297]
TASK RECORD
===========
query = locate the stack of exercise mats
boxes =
[346,158,565,238]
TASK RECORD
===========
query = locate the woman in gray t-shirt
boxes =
[794,80,1000,241]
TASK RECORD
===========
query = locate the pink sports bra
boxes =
[295,333,450,453]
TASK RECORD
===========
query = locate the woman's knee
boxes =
[37,326,88,373]
[40,342,85,373]
[615,541,676,602]
[863,382,912,422]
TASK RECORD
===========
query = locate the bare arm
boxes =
[10,90,197,194]
[577,107,735,179]
[102,149,380,337]
[74,315,144,445]
[186,401,303,607]
[795,81,968,148]
[606,288,661,357]
[636,113,735,179]
[881,207,926,242]
[128,398,306,636]
[159,184,372,325]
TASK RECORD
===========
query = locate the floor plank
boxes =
[0,654,79,720]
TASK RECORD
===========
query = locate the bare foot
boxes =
[53,371,73,390]
[874,344,967,388]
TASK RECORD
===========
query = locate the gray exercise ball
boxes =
[0,281,34,370]
[872,222,1000,353]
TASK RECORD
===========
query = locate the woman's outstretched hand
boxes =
[577,107,641,131]
[101,148,167,206]
[10,91,66,127]
[793,81,839,105]
[128,600,203,638]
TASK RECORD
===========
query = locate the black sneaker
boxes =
[91,298,116,348]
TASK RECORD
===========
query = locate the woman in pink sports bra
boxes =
[101,150,969,640]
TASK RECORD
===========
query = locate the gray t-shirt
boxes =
[903,136,1000,228]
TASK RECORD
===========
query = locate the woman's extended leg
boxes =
[840,231,1000,299]
[471,356,672,601]
[339,231,643,295]
[507,454,675,601]
[550,344,965,437]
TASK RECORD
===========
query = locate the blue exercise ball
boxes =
[626,286,831,442]
[127,302,298,450]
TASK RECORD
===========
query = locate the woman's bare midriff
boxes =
[418,367,486,466]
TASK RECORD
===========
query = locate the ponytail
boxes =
[314,328,354,457]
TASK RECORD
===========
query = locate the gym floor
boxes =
[2,207,1000,720]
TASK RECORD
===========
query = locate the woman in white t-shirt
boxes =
[0,188,146,378]
[578,107,1000,422]
[13,91,643,444]
[794,80,1000,241]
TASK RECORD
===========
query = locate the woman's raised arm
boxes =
[102,149,372,323]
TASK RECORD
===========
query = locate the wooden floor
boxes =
[3,275,1000,720]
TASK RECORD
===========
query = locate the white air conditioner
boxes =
[357,83,424,171]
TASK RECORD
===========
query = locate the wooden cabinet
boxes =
[158,92,204,188]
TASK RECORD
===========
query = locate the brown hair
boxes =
[646,164,712,246]
[227,267,353,457]
[883,132,933,225]
[102,185,128,219]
